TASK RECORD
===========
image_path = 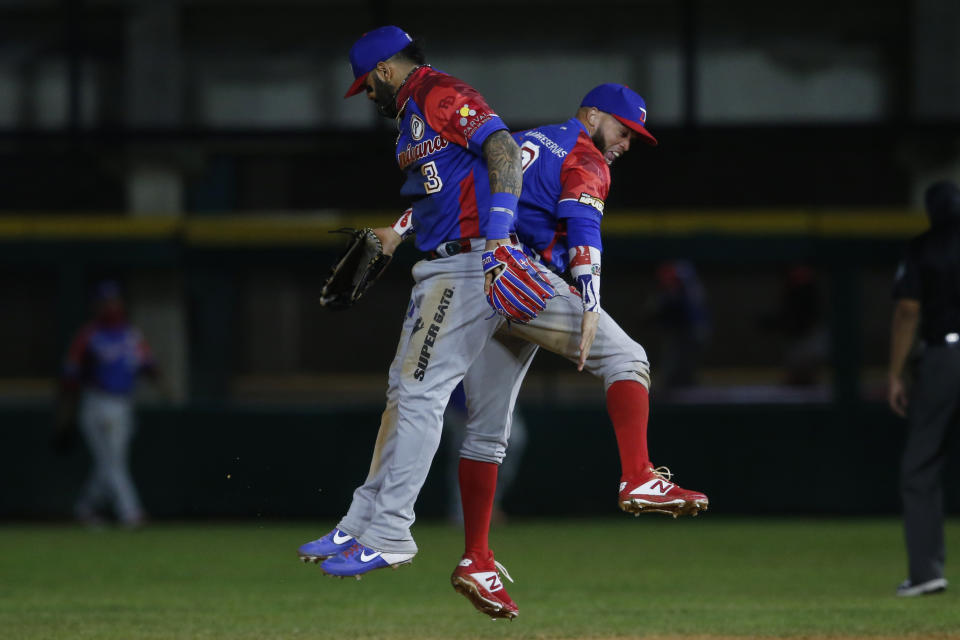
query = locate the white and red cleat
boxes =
[451,550,518,620]
[618,466,709,517]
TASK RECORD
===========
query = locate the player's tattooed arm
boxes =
[481,130,522,291]
[482,130,522,197]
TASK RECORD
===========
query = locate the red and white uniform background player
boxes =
[63,281,156,527]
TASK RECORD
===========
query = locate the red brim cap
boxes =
[612,114,658,146]
[344,71,370,98]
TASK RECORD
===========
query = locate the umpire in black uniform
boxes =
[888,180,960,597]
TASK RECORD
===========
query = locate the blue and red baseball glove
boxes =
[482,245,557,323]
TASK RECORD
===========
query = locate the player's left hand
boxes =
[373,226,403,257]
[577,310,600,371]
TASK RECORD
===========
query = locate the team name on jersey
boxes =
[578,192,605,214]
[522,130,568,158]
[398,135,449,170]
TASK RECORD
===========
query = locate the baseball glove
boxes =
[320,228,391,309]
[482,245,558,323]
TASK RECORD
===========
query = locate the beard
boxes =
[591,129,611,158]
[372,74,399,119]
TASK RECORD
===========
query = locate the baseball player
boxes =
[364,85,709,618]
[297,26,546,578]
[63,281,158,528]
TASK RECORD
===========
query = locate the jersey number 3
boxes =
[421,161,443,194]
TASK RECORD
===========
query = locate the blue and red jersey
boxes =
[511,118,610,274]
[63,321,156,395]
[393,66,511,251]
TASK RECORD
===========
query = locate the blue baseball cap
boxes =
[344,26,414,98]
[580,83,658,146]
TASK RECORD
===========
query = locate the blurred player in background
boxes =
[889,179,960,597]
[362,84,709,619]
[647,260,711,390]
[61,281,159,528]
[761,264,829,386]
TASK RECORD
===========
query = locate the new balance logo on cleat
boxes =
[471,571,503,592]
[451,552,518,620]
[618,466,709,518]
[629,478,675,496]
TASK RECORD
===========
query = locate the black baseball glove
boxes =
[320,228,391,309]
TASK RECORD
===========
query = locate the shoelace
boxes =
[493,559,514,584]
[651,466,674,482]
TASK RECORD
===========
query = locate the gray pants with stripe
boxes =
[338,249,507,553]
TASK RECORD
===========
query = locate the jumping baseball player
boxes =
[302,67,708,619]
[63,281,157,528]
[297,26,554,579]
[347,85,709,619]
[449,84,709,618]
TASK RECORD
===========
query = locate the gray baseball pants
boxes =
[458,266,650,465]
[337,245,507,553]
[75,390,144,524]
[337,252,649,552]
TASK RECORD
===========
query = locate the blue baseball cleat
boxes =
[297,528,356,564]
[320,542,414,579]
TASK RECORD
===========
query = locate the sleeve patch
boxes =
[458,103,495,140]
[416,73,499,149]
[577,192,605,214]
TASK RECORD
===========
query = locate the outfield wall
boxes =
[4,212,953,520]
[0,210,927,406]
[4,402,958,520]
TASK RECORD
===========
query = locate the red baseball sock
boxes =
[459,457,498,558]
[606,380,651,481]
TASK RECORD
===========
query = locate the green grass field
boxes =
[1,518,958,639]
